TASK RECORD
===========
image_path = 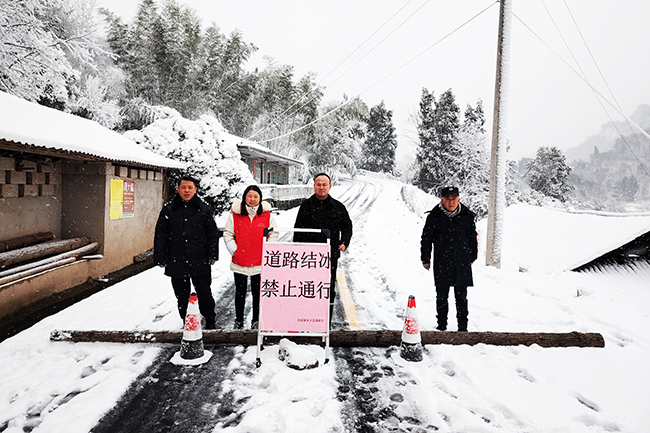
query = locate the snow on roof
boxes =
[478,204,650,273]
[237,139,304,166]
[0,91,185,169]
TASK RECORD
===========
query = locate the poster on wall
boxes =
[109,179,135,220]
[122,180,135,218]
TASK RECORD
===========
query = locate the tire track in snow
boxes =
[335,345,539,432]
[335,347,443,432]
[333,176,536,432]
[334,178,444,431]
[334,177,397,329]
[91,346,236,433]
[337,177,405,330]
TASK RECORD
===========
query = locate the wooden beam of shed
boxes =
[0,232,55,253]
[50,329,605,348]
[0,140,101,161]
[0,238,91,269]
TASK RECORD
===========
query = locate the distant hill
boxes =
[565,104,650,162]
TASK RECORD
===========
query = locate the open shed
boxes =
[476,204,650,273]
[0,91,184,319]
[237,140,304,185]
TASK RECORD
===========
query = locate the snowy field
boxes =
[1,173,649,432]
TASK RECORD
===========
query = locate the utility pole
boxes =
[486,0,512,268]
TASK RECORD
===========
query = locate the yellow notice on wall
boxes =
[110,179,124,220]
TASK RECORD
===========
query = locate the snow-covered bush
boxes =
[525,146,573,201]
[125,112,255,214]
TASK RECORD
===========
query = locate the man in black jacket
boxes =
[420,186,478,332]
[294,173,353,324]
[154,176,220,329]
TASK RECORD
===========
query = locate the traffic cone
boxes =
[170,291,212,365]
[400,295,423,362]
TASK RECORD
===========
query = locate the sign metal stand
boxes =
[256,227,331,367]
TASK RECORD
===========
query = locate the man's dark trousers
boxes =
[171,273,216,327]
[436,285,468,330]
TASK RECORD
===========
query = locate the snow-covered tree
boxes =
[103,0,207,117]
[570,128,650,210]
[1,0,120,126]
[124,110,254,214]
[362,101,397,174]
[285,72,323,160]
[247,59,303,148]
[0,0,74,102]
[307,95,368,177]
[202,29,258,135]
[615,175,639,202]
[414,88,438,190]
[451,100,490,216]
[526,146,573,201]
[102,0,261,133]
[413,89,491,215]
[414,88,460,192]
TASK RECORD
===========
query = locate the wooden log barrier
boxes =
[50,329,605,348]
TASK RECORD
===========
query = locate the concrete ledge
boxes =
[0,256,154,342]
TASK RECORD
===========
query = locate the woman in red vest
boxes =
[224,185,278,329]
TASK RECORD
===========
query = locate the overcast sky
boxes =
[97,0,650,162]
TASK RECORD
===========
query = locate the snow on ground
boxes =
[1,173,649,432]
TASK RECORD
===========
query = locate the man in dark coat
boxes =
[293,173,353,324]
[154,176,220,329]
[420,186,478,332]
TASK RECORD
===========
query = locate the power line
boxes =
[247,0,424,141]
[257,1,498,144]
[541,0,646,173]
[540,1,634,158]
[561,0,648,161]
[321,0,432,91]
[318,0,423,87]
[513,10,649,175]
[355,2,497,97]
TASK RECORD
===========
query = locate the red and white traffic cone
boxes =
[400,295,423,362]
[170,291,212,365]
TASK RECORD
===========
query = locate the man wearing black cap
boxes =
[420,186,478,332]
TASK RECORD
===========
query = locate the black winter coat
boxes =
[293,194,353,261]
[420,204,478,287]
[154,194,220,278]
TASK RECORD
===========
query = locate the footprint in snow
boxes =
[575,393,599,412]
[81,365,96,378]
[153,312,170,322]
[516,368,535,383]
[441,361,456,377]
[131,350,145,364]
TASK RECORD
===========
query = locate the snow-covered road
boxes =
[1,173,649,432]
